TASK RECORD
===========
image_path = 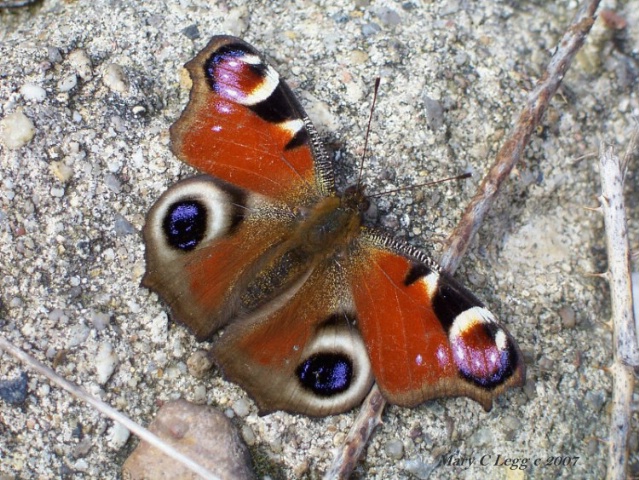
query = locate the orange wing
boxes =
[211,263,374,416]
[349,233,525,411]
[171,36,334,202]
[143,176,294,339]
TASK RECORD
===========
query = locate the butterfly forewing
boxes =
[348,233,525,411]
[170,36,334,202]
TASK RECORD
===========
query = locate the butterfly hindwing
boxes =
[211,264,374,416]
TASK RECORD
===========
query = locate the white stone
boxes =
[108,422,130,450]
[68,49,93,80]
[0,110,35,149]
[58,74,78,92]
[20,84,47,102]
[95,342,118,384]
[66,324,90,348]
[103,63,129,93]
[149,311,168,344]
[50,161,74,182]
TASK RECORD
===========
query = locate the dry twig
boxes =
[0,338,221,480]
[598,142,639,480]
[327,1,602,478]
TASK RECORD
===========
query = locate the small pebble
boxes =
[114,214,136,236]
[50,186,65,198]
[362,22,382,36]
[67,324,90,348]
[404,457,436,479]
[132,105,146,115]
[104,173,122,193]
[182,24,200,39]
[377,7,401,26]
[171,338,185,358]
[37,383,50,396]
[20,83,47,102]
[231,398,251,417]
[332,432,346,446]
[95,342,118,384]
[122,400,255,480]
[469,426,495,446]
[90,311,111,331]
[0,110,35,149]
[9,297,24,308]
[48,308,68,323]
[48,46,63,63]
[523,378,536,401]
[58,74,77,92]
[187,350,213,378]
[192,385,207,404]
[74,459,89,471]
[501,415,522,440]
[50,161,74,182]
[241,424,256,446]
[108,422,130,450]
[349,50,368,65]
[422,94,444,131]
[149,312,168,344]
[538,356,554,370]
[384,439,404,460]
[73,437,93,458]
[0,372,29,405]
[585,390,606,412]
[559,306,577,328]
[68,49,93,80]
[102,63,129,93]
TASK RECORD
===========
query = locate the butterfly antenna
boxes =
[357,77,381,188]
[368,172,472,199]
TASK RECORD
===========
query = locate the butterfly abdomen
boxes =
[240,195,363,312]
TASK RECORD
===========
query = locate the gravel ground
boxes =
[1,0,638,479]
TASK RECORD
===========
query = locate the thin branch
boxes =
[326,1,602,478]
[0,337,221,480]
[599,143,639,480]
[440,0,601,271]
[324,385,385,480]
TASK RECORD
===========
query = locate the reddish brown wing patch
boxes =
[144,215,291,340]
[212,266,374,416]
[349,243,524,410]
[350,251,456,403]
[171,36,325,201]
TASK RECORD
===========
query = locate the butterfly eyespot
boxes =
[450,307,519,388]
[296,352,353,397]
[163,200,207,251]
[205,43,280,110]
[144,176,246,262]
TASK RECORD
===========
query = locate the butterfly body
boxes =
[143,36,525,416]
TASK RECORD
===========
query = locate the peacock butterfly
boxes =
[142,35,525,416]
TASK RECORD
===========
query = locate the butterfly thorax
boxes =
[294,193,364,257]
[239,192,364,312]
